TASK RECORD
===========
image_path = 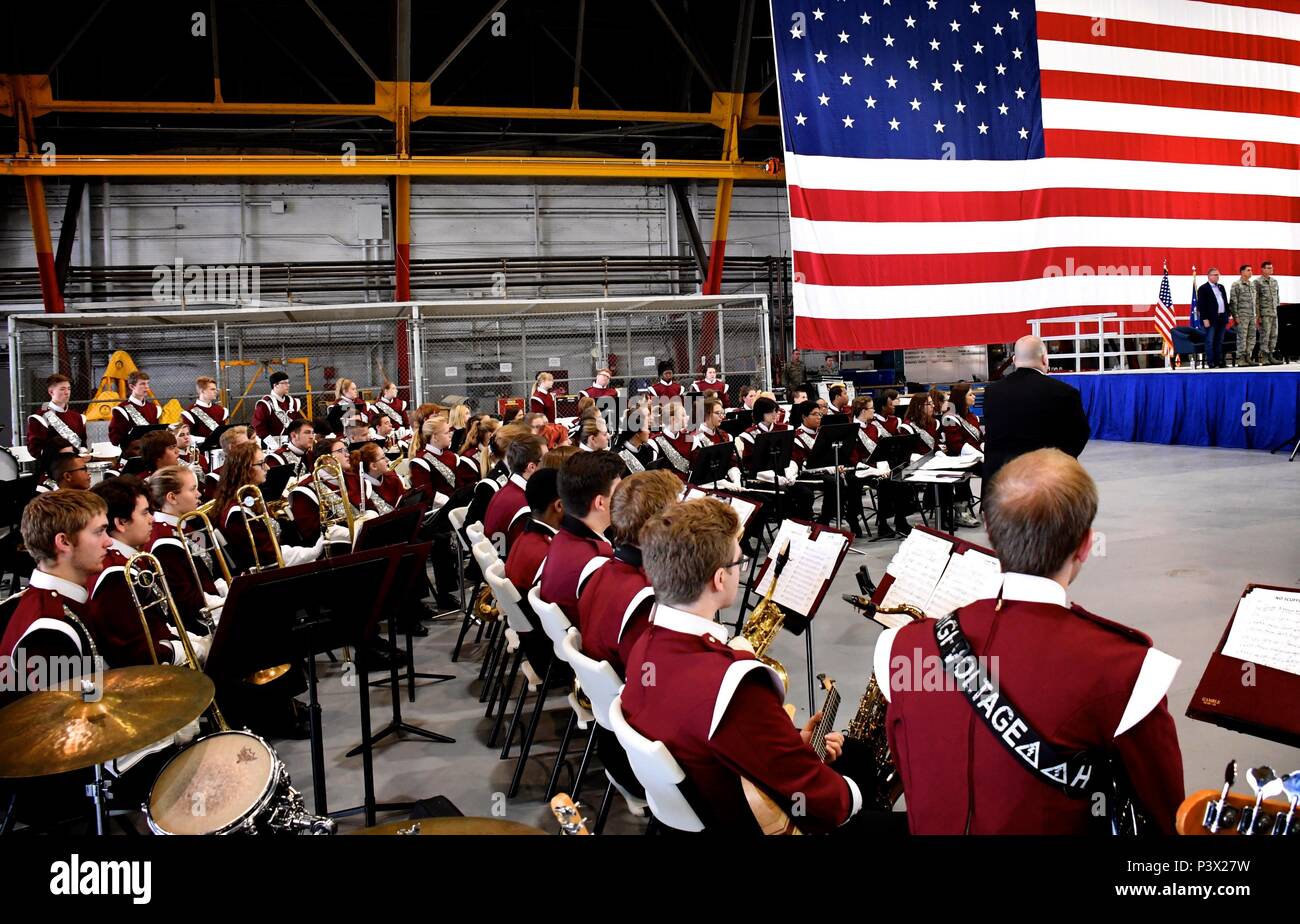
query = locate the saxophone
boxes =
[739,545,792,689]
[842,597,926,810]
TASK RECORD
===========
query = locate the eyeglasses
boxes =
[332,447,348,456]
[722,556,746,571]
[253,461,270,469]
[67,466,88,475]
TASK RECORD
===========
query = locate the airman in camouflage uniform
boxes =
[1254,261,1281,364]
[1230,265,1259,366]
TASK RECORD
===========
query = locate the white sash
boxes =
[189,404,221,433]
[858,424,877,456]
[425,453,457,488]
[655,435,691,473]
[619,447,645,473]
[916,427,935,451]
[368,479,394,516]
[123,402,150,427]
[42,408,82,449]
[373,400,404,425]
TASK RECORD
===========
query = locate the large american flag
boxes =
[771,0,1299,351]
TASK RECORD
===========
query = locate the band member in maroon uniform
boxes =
[211,442,324,575]
[138,429,180,481]
[355,443,404,516]
[45,454,92,494]
[483,434,547,553]
[851,396,912,540]
[328,377,369,435]
[580,368,618,401]
[939,381,982,529]
[529,372,558,423]
[688,365,729,402]
[791,401,864,534]
[408,415,470,610]
[578,469,679,678]
[203,424,252,500]
[287,440,357,548]
[622,499,863,833]
[370,380,410,434]
[181,376,228,445]
[736,396,787,465]
[874,389,903,435]
[26,374,88,458]
[147,466,227,636]
[898,394,940,456]
[575,416,611,453]
[266,418,315,480]
[653,401,695,478]
[1,491,111,681]
[616,417,659,474]
[108,371,161,447]
[875,449,1185,834]
[537,450,621,623]
[642,359,683,401]
[251,371,304,449]
[88,477,202,667]
[501,469,565,671]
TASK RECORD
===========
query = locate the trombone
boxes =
[176,506,234,623]
[236,483,286,573]
[312,454,357,555]
[124,552,229,730]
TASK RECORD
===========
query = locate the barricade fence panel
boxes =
[8,297,770,446]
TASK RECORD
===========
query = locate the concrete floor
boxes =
[271,440,1300,834]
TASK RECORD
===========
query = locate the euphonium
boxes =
[124,552,229,730]
[843,600,925,810]
[312,455,356,554]
[236,483,286,572]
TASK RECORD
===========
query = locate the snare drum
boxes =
[86,460,112,486]
[146,729,332,835]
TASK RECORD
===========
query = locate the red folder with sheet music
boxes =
[1187,583,1300,748]
[865,524,1002,627]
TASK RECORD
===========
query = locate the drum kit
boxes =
[0,665,548,836]
[0,665,334,836]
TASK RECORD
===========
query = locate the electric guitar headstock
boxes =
[550,793,590,836]
[1176,761,1300,836]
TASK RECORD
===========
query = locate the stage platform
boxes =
[1056,366,1300,451]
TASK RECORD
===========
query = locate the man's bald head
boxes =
[984,448,1097,578]
[1013,335,1048,369]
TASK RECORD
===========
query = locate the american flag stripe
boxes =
[775,0,1300,350]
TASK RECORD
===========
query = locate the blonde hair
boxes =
[535,372,554,388]
[641,499,739,606]
[336,378,357,401]
[448,404,471,430]
[21,490,107,565]
[196,375,216,391]
[148,464,196,510]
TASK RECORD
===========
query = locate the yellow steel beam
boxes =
[2,75,778,128]
[1,153,782,180]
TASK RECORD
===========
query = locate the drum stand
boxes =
[85,764,111,836]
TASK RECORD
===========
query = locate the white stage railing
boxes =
[1028,313,1169,373]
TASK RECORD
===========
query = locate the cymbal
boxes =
[348,817,547,836]
[0,665,214,778]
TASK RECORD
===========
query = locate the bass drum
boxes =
[145,730,334,835]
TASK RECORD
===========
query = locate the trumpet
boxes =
[312,455,357,554]
[124,552,229,730]
[236,483,286,572]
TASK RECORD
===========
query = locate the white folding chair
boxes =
[483,562,544,746]
[561,632,649,831]
[446,505,477,661]
[607,693,706,833]
[392,457,413,490]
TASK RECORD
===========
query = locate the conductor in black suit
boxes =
[982,336,1090,491]
[1196,268,1230,368]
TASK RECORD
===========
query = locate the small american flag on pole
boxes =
[1155,263,1175,358]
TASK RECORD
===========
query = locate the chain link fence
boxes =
[8,296,769,446]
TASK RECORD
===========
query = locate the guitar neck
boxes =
[811,686,842,762]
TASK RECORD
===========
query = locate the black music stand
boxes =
[346,542,455,759]
[804,422,859,541]
[688,441,738,486]
[736,429,796,614]
[206,549,399,821]
[862,434,912,534]
[354,506,421,552]
[822,412,851,427]
[892,450,966,534]
[720,411,753,436]
[260,463,296,504]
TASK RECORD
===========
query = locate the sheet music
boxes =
[755,520,814,596]
[959,442,985,460]
[1222,588,1300,676]
[920,453,981,471]
[924,549,1003,618]
[903,471,964,483]
[881,529,953,611]
[764,529,847,616]
[681,486,758,528]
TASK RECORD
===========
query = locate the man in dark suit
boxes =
[982,336,1090,490]
[1197,268,1230,368]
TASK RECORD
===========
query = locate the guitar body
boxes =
[550,793,590,835]
[740,778,803,835]
[1177,789,1295,836]
[739,676,838,836]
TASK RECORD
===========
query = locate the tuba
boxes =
[124,552,229,730]
[236,483,286,572]
[842,597,926,810]
[312,455,356,555]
